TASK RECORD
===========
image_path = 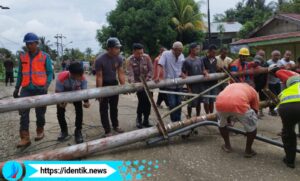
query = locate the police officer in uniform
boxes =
[127,43,153,128]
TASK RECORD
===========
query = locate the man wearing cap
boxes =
[13,33,53,148]
[127,43,153,129]
[182,43,208,118]
[95,37,126,137]
[155,41,185,122]
[55,61,90,144]
[267,50,282,116]
[274,70,300,168]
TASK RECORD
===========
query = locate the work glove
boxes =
[13,88,19,98]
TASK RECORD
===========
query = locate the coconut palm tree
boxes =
[171,0,206,41]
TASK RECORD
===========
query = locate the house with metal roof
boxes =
[231,13,300,60]
[204,22,242,48]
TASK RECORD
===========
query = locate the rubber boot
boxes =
[142,115,153,128]
[35,127,45,141]
[74,129,83,144]
[57,130,69,141]
[17,130,31,148]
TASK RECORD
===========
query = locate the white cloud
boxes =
[0,0,117,54]
[0,0,275,54]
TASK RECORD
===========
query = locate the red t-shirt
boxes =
[216,83,259,114]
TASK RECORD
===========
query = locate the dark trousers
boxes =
[5,72,14,85]
[269,83,281,110]
[278,102,300,164]
[136,90,151,120]
[100,95,119,133]
[156,88,169,107]
[19,89,47,131]
[57,102,83,132]
[166,88,182,122]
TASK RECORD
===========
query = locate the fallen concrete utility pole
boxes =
[147,120,300,153]
[0,114,216,177]
[0,69,268,113]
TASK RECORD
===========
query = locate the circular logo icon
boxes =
[2,161,23,181]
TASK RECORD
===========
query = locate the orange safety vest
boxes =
[229,59,254,82]
[20,51,47,87]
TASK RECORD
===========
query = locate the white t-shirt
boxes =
[279,58,295,66]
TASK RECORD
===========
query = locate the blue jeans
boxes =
[166,88,182,122]
[19,89,47,131]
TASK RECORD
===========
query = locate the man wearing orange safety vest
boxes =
[13,33,53,148]
[230,48,256,87]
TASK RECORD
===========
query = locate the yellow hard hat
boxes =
[239,48,250,56]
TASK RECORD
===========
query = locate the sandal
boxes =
[244,150,257,158]
[221,145,232,153]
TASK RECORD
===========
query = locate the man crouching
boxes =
[56,61,90,144]
[216,83,259,158]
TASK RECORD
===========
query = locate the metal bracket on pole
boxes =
[262,88,280,105]
[140,76,168,139]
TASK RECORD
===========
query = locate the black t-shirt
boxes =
[254,62,269,91]
[4,60,14,72]
[95,52,123,84]
[202,56,218,86]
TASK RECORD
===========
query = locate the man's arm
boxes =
[127,59,134,83]
[45,56,54,88]
[15,58,22,89]
[96,71,103,88]
[81,78,89,103]
[118,67,126,85]
[146,55,153,80]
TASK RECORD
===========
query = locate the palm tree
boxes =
[171,0,206,41]
[85,47,93,61]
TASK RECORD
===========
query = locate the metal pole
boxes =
[161,77,230,119]
[147,120,300,154]
[207,0,211,44]
[0,69,268,113]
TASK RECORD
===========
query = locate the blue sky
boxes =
[0,0,274,54]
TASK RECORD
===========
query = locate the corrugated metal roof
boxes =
[231,31,300,45]
[280,13,300,22]
[207,22,242,33]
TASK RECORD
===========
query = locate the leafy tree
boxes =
[96,0,205,56]
[63,48,85,61]
[39,36,57,60]
[214,0,275,38]
[279,0,300,13]
[0,48,12,58]
[85,47,93,62]
[171,0,205,42]
[217,24,225,47]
